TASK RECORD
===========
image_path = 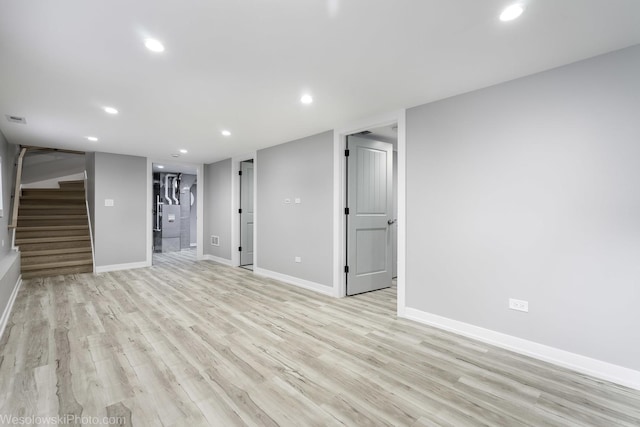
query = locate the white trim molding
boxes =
[0,275,22,341]
[202,254,234,266]
[402,307,640,391]
[254,267,334,297]
[95,261,151,273]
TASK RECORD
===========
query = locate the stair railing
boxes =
[9,147,27,248]
[84,170,96,273]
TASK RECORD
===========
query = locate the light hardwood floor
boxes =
[1,251,639,426]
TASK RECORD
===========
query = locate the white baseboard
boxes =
[402,307,640,391]
[95,261,151,273]
[0,275,22,341]
[202,254,233,266]
[253,267,334,297]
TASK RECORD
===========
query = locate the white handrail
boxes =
[9,147,27,230]
[84,170,96,274]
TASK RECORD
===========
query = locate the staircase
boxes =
[15,180,94,279]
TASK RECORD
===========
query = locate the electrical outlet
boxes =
[509,298,529,312]
[295,256,301,263]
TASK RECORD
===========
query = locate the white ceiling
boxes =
[1,1,639,164]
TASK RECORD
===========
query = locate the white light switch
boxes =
[294,198,301,204]
[295,256,301,263]
[104,199,114,207]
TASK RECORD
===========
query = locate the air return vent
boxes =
[211,235,220,246]
[5,115,26,124]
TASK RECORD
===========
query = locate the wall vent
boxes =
[5,115,26,124]
[211,235,220,246]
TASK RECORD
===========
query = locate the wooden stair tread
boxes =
[21,247,93,257]
[22,265,93,279]
[19,215,87,219]
[22,188,85,192]
[21,195,85,200]
[16,236,90,244]
[22,259,93,271]
[16,225,88,231]
[20,204,86,208]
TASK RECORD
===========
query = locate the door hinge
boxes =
[238,246,242,252]
[344,265,349,273]
[344,149,350,157]
[344,207,349,215]
[238,208,242,214]
[238,170,242,176]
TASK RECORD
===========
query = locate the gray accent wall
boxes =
[257,131,333,287]
[0,130,20,325]
[406,45,640,370]
[93,152,148,267]
[203,159,232,260]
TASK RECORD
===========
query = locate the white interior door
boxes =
[240,160,254,266]
[346,136,393,295]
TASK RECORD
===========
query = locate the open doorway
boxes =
[151,162,198,264]
[239,159,254,270]
[344,124,398,296]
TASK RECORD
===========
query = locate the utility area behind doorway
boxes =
[345,125,398,296]
[152,163,198,262]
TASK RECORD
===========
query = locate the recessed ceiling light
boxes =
[500,4,524,21]
[300,94,313,104]
[221,130,231,136]
[157,165,165,169]
[179,149,188,154]
[103,106,118,115]
[145,38,165,53]
[86,136,98,142]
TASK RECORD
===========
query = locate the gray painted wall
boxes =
[406,45,640,370]
[0,132,18,256]
[0,131,20,327]
[257,131,333,287]
[203,159,232,260]
[93,152,147,267]
[21,152,85,184]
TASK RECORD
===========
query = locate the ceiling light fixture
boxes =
[145,38,165,53]
[221,130,231,136]
[103,106,119,115]
[300,94,313,104]
[86,136,98,142]
[500,4,524,21]
[179,149,188,154]
[157,165,165,169]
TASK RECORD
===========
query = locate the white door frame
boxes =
[146,159,204,263]
[332,109,406,315]
[231,152,257,267]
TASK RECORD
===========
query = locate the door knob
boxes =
[387,219,397,225]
